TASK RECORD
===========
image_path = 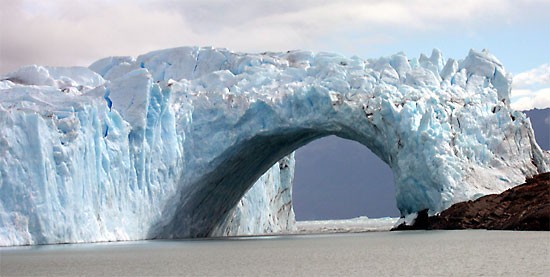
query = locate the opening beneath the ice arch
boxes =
[291,135,400,234]
[293,135,399,219]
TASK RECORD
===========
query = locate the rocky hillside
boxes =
[394,172,550,231]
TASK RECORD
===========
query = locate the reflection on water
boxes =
[1,230,549,276]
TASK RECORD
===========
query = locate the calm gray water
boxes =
[1,230,549,276]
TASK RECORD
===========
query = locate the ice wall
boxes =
[211,154,296,237]
[0,47,548,246]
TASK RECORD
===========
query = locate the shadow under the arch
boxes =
[152,128,331,238]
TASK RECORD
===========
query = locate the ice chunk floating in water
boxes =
[0,47,548,246]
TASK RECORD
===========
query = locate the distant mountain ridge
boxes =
[523,108,550,151]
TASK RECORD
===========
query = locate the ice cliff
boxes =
[0,47,548,246]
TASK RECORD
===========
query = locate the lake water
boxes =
[1,230,549,276]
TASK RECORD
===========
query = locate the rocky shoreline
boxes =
[393,172,550,231]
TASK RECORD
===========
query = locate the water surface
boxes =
[1,230,549,276]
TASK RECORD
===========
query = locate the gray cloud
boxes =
[1,0,549,74]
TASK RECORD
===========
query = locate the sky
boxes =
[1,0,549,109]
[1,0,549,219]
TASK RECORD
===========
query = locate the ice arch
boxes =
[155,102,394,238]
[142,48,548,238]
[1,46,548,245]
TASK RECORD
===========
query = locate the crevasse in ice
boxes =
[0,47,547,246]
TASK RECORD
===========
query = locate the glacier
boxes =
[0,46,548,246]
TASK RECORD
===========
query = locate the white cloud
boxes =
[511,88,550,111]
[511,64,550,110]
[1,0,549,74]
[512,63,550,89]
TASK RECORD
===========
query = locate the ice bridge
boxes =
[0,47,547,245]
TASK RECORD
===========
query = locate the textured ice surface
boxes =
[295,217,399,234]
[211,154,296,237]
[0,47,548,246]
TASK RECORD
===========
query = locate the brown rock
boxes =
[392,172,550,231]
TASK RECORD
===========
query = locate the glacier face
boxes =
[211,153,296,237]
[0,47,548,246]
